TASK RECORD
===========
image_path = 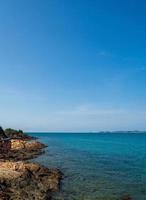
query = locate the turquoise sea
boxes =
[29,132,146,200]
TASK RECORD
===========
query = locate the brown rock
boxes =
[0,140,46,161]
[0,137,62,200]
[0,161,62,200]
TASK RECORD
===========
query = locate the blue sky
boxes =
[0,0,146,131]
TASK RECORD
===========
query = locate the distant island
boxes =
[88,130,146,134]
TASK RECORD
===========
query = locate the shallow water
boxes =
[29,132,146,200]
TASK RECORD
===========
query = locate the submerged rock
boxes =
[121,196,132,200]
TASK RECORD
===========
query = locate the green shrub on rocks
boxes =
[5,128,28,139]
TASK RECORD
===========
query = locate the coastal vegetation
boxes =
[5,128,27,138]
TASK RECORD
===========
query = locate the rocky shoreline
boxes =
[0,131,62,200]
[0,139,47,162]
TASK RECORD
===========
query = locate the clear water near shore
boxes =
[29,132,146,200]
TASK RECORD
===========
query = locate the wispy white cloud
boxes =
[0,85,146,132]
[5,105,144,132]
[97,51,114,57]
[55,105,125,116]
[137,66,146,71]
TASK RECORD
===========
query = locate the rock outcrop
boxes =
[0,140,47,161]
[0,161,62,200]
[11,139,45,150]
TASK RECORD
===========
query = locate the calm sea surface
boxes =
[28,132,146,200]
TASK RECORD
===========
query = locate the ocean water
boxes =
[29,132,146,200]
